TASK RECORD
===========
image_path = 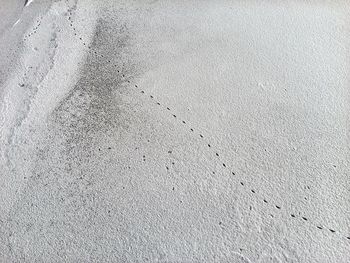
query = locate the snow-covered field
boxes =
[0,0,349,262]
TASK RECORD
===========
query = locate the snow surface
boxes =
[0,0,349,262]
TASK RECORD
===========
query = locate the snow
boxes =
[0,0,349,262]
[12,19,20,27]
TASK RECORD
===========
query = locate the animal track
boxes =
[65,10,94,52]
[23,17,42,42]
[133,87,350,243]
[61,6,350,243]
